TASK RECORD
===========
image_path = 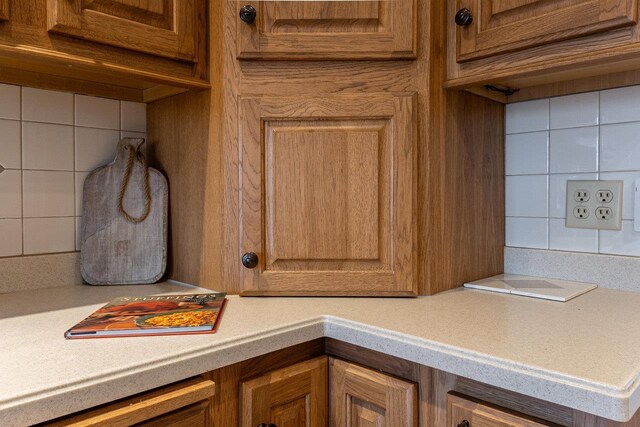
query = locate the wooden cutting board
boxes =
[80,138,168,285]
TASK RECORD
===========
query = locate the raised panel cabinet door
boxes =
[241,357,328,427]
[454,0,638,62]
[447,393,558,427]
[239,94,417,296]
[46,0,199,61]
[329,358,417,427]
[236,0,416,59]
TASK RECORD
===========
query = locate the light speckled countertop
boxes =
[2,281,640,425]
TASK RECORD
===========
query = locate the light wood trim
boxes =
[143,86,190,103]
[45,377,215,427]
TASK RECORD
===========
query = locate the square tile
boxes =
[75,127,120,171]
[600,220,640,256]
[22,122,74,171]
[505,175,548,217]
[505,217,549,249]
[75,95,120,130]
[121,101,146,132]
[0,219,22,257]
[0,170,22,218]
[22,87,73,125]
[22,171,74,217]
[550,92,599,130]
[599,172,640,220]
[549,126,598,173]
[600,122,640,172]
[0,119,21,169]
[505,131,548,175]
[505,99,549,134]
[23,217,75,255]
[75,171,90,217]
[600,86,640,124]
[549,218,598,253]
[549,173,598,218]
[0,84,20,120]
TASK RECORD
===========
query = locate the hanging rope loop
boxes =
[117,140,151,223]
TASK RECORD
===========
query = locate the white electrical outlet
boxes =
[566,180,623,230]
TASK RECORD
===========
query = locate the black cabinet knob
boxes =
[455,8,473,26]
[457,421,470,427]
[240,5,257,24]
[242,252,259,269]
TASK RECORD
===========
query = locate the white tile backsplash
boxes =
[505,131,548,175]
[0,84,20,120]
[0,84,146,257]
[505,175,548,217]
[0,170,22,218]
[75,95,120,130]
[0,219,22,257]
[600,86,640,125]
[549,126,599,173]
[23,217,75,255]
[505,99,549,134]
[0,119,22,169]
[549,92,599,130]
[22,122,74,171]
[22,88,73,125]
[506,85,640,258]
[506,217,549,249]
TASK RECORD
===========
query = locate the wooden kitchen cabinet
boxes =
[46,0,199,62]
[236,0,416,59]
[238,93,417,296]
[43,377,215,426]
[448,393,557,427]
[241,356,328,427]
[0,0,8,21]
[329,358,418,427]
[453,0,637,63]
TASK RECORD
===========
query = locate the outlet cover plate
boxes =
[566,180,623,230]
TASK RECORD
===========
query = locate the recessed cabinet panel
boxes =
[46,0,199,61]
[239,94,416,296]
[455,0,638,62]
[0,1,8,21]
[241,357,328,427]
[237,0,416,59]
[330,358,417,427]
[448,393,557,427]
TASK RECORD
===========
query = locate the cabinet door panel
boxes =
[46,0,198,61]
[239,94,416,296]
[0,0,8,21]
[455,0,638,62]
[330,358,417,427]
[448,393,557,427]
[241,357,328,427]
[237,0,416,59]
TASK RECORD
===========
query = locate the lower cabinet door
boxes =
[448,393,557,427]
[241,356,329,427]
[330,358,417,427]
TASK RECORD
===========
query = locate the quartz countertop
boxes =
[2,281,640,425]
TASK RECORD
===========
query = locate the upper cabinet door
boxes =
[46,0,199,61]
[454,0,638,62]
[237,0,416,59]
[239,94,417,296]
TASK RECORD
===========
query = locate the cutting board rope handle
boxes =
[117,140,151,223]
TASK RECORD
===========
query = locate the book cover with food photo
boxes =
[65,293,227,339]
